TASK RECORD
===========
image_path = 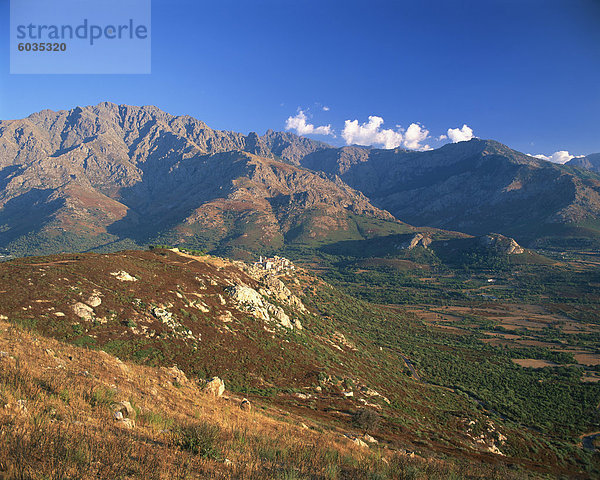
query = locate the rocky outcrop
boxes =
[225,285,264,307]
[72,302,94,321]
[110,271,138,282]
[464,419,506,456]
[245,261,307,315]
[112,401,136,428]
[398,233,432,250]
[152,306,173,323]
[86,291,102,307]
[478,233,524,255]
[152,306,196,341]
[163,365,189,386]
[224,284,302,330]
[203,377,225,397]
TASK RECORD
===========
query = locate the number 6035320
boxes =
[18,43,67,52]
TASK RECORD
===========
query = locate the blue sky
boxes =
[1,0,599,158]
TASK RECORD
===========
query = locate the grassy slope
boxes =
[0,249,597,477]
[1,319,518,480]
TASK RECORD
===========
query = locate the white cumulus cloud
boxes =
[403,123,432,151]
[341,116,431,150]
[342,116,402,149]
[530,151,583,164]
[322,106,330,111]
[285,110,333,136]
[447,124,474,143]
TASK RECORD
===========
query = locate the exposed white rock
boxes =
[120,418,136,429]
[72,302,94,321]
[218,311,235,323]
[112,401,136,428]
[397,233,432,250]
[110,271,138,282]
[188,300,210,312]
[478,233,524,255]
[269,305,292,329]
[226,285,264,306]
[164,365,189,385]
[86,290,102,308]
[294,392,311,400]
[152,307,173,323]
[225,284,301,330]
[352,437,369,448]
[204,377,225,397]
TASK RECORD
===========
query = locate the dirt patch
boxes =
[573,353,600,366]
[581,372,600,383]
[431,325,470,335]
[512,359,559,368]
[515,339,560,349]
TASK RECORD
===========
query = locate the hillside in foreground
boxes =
[0,248,598,478]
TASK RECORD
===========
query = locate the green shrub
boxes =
[174,422,221,459]
[353,408,380,433]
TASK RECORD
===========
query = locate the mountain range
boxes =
[1,102,599,257]
[568,153,600,174]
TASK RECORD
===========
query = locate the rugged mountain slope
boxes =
[0,103,402,256]
[299,140,600,248]
[568,153,600,174]
[2,102,599,256]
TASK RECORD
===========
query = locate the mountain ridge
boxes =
[0,103,405,256]
[1,102,600,256]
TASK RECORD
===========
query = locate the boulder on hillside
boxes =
[72,302,94,321]
[152,307,173,323]
[225,285,264,306]
[352,437,369,448]
[240,398,251,411]
[163,365,189,386]
[110,271,138,282]
[112,401,136,428]
[86,291,102,307]
[203,377,225,397]
[225,284,302,329]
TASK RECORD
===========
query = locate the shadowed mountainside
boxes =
[298,140,600,248]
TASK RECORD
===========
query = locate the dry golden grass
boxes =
[0,321,525,479]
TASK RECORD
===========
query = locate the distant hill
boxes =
[568,153,600,174]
